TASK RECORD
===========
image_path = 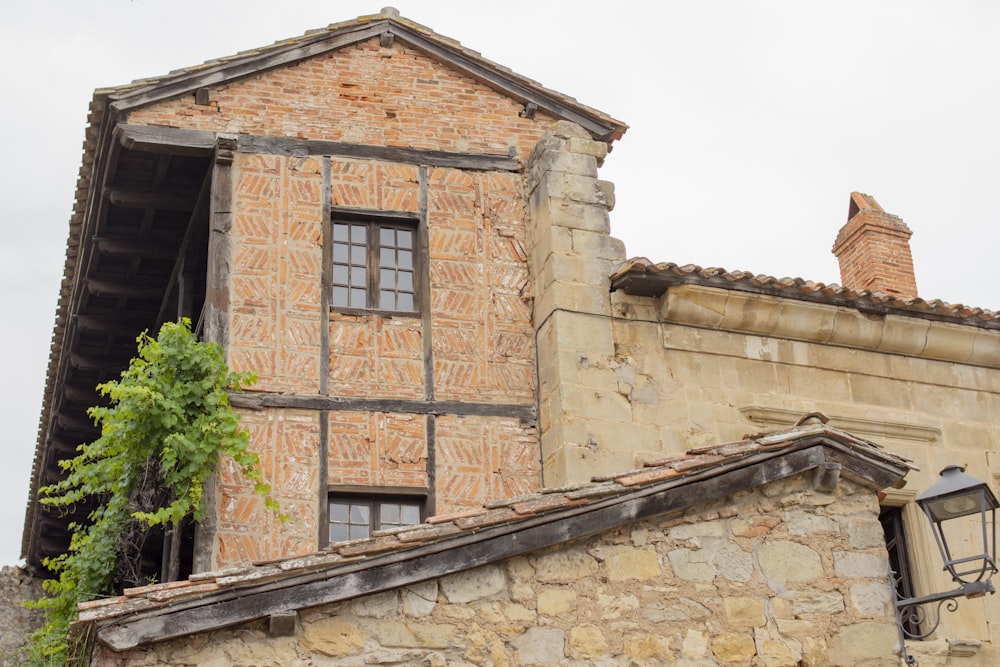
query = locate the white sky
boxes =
[1,0,997,566]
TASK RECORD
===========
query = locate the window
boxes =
[328,494,424,544]
[332,214,417,312]
[881,505,919,636]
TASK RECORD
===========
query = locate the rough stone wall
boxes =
[0,566,44,666]
[526,122,629,485]
[89,474,903,667]
[608,285,1000,653]
[126,38,556,163]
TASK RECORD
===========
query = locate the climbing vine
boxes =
[28,319,275,666]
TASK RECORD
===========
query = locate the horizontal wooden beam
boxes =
[93,236,179,260]
[238,135,519,171]
[229,392,536,422]
[113,124,520,171]
[115,124,216,156]
[87,278,164,300]
[105,188,199,212]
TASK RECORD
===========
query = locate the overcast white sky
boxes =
[1,1,997,566]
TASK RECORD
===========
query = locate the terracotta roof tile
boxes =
[611,259,999,328]
[74,422,916,632]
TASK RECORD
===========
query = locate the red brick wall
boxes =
[832,209,917,299]
[126,36,549,568]
[127,38,557,161]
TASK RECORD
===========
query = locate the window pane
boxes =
[397,293,413,311]
[400,504,421,525]
[380,247,396,267]
[351,266,367,285]
[351,245,366,265]
[380,227,395,246]
[330,524,349,543]
[398,250,412,270]
[398,271,413,291]
[397,229,413,247]
[329,502,349,522]
[380,268,395,286]
[348,523,370,540]
[332,286,349,307]
[350,288,366,308]
[381,503,400,525]
[379,290,395,310]
[333,264,349,285]
[350,504,370,524]
[333,244,348,263]
[333,224,349,242]
[351,225,366,242]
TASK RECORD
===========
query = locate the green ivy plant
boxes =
[28,319,275,666]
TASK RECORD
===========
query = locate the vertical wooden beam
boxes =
[418,166,436,516]
[193,134,237,574]
[318,157,332,548]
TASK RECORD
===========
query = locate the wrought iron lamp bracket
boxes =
[892,574,995,667]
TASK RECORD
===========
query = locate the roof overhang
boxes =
[82,425,910,651]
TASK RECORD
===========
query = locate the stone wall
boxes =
[89,474,902,666]
[0,566,44,666]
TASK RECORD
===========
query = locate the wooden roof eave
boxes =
[21,99,123,563]
[103,19,626,144]
[91,435,907,651]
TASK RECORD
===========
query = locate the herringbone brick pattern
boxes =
[216,410,321,565]
[230,154,323,393]
[435,415,540,514]
[327,412,428,488]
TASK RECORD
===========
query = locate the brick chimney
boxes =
[832,192,918,299]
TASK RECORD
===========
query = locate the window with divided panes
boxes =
[328,495,423,544]
[332,215,417,312]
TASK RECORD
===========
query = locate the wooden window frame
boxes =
[326,485,426,546]
[330,209,421,317]
[881,505,919,637]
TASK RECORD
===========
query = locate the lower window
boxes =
[328,493,424,543]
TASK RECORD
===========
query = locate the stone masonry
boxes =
[526,121,636,485]
[89,473,900,667]
[0,566,43,666]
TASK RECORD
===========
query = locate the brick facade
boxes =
[121,34,562,569]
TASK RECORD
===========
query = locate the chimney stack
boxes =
[832,192,918,299]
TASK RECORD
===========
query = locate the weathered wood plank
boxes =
[93,236,179,260]
[111,24,386,111]
[85,278,163,300]
[228,392,536,422]
[116,124,216,156]
[105,188,200,212]
[97,447,840,650]
[239,135,520,171]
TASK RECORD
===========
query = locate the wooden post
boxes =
[192,134,237,574]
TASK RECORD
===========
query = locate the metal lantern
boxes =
[916,465,999,586]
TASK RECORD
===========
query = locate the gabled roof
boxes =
[612,259,1000,330]
[99,7,627,142]
[78,422,911,652]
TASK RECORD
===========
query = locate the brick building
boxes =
[21,8,1000,666]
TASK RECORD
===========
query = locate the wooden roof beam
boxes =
[105,188,199,212]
